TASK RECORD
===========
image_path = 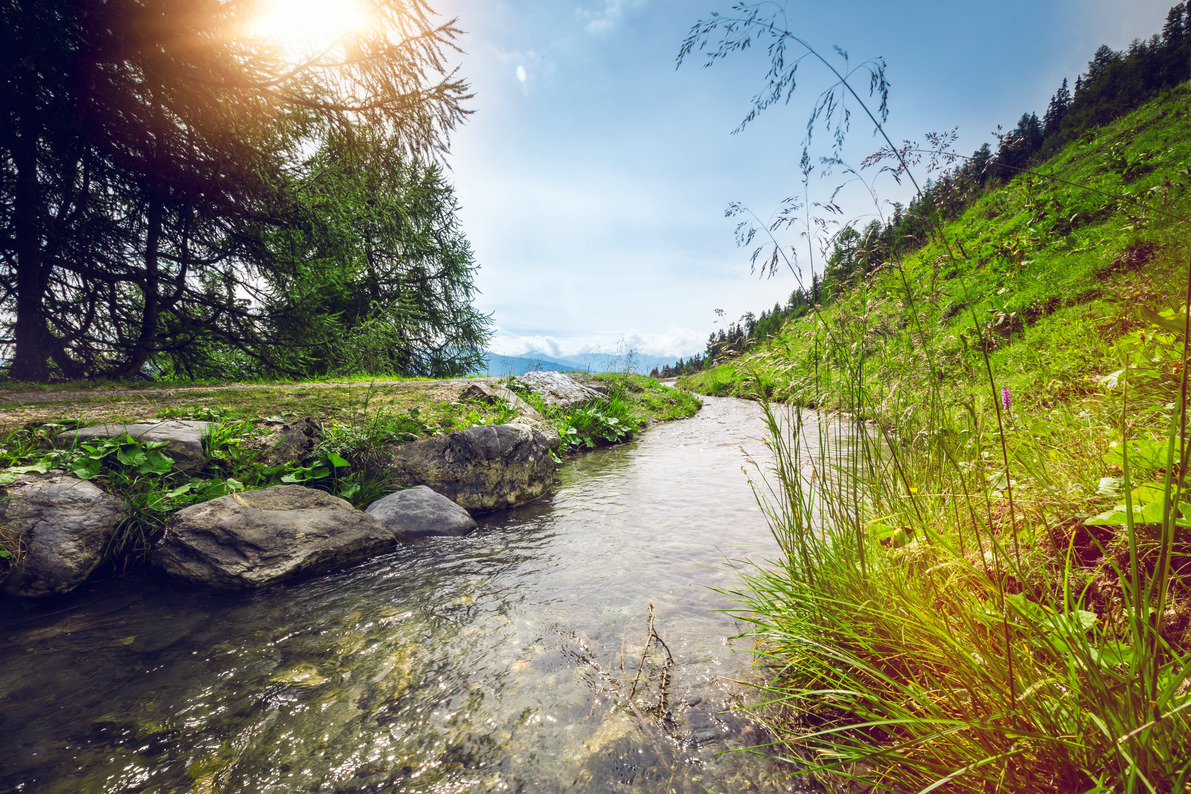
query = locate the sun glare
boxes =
[253,0,370,60]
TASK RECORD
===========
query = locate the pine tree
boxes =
[1043,78,1071,137]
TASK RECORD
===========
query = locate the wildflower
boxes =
[1001,386,1012,413]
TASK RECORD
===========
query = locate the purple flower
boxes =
[1001,386,1012,413]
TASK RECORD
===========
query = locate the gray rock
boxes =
[509,416,562,453]
[1,474,128,598]
[151,485,400,589]
[388,422,556,514]
[460,382,544,420]
[514,371,602,409]
[51,420,212,470]
[365,486,478,538]
[262,417,321,466]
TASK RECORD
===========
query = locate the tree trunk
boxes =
[9,109,51,383]
[108,193,162,379]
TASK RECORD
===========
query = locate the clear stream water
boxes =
[0,396,818,793]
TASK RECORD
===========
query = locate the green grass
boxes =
[684,84,1191,791]
[510,372,701,452]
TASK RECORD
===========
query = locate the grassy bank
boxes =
[681,88,1191,789]
[0,372,698,576]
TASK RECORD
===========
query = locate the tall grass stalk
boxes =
[679,7,1191,789]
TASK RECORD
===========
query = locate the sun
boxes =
[252,0,370,60]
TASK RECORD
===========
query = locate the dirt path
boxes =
[0,378,500,406]
[0,378,503,431]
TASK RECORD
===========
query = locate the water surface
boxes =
[0,396,814,792]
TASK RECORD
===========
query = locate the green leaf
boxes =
[866,522,899,542]
[136,449,174,475]
[1140,306,1187,336]
[1093,641,1138,668]
[166,483,196,499]
[1130,484,1166,504]
[7,462,52,475]
[1096,476,1123,496]
[116,446,146,467]
[71,459,103,480]
[1088,499,1168,526]
[326,452,350,468]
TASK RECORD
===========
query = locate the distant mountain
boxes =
[480,350,690,377]
[481,352,588,377]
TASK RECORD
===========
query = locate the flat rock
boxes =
[388,422,556,514]
[51,420,212,470]
[460,382,544,420]
[151,485,400,589]
[365,486,478,538]
[514,371,602,409]
[1,474,128,598]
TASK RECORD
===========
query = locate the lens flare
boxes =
[253,0,369,60]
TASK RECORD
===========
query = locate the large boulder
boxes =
[509,416,562,452]
[365,486,478,538]
[1,474,128,598]
[51,420,212,470]
[388,422,556,514]
[151,485,400,589]
[514,371,602,409]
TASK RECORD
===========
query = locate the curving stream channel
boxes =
[0,396,817,793]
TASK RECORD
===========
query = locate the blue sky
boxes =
[436,0,1174,360]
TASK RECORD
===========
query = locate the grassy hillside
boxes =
[682,85,1191,790]
[685,82,1191,411]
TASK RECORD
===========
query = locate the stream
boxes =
[0,396,817,793]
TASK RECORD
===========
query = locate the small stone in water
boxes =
[271,663,328,687]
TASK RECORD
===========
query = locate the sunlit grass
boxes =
[687,83,1191,792]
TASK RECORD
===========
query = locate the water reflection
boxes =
[0,396,818,792]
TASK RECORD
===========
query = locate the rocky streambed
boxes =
[0,394,813,792]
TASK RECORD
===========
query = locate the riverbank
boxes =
[0,372,700,592]
[676,88,1191,791]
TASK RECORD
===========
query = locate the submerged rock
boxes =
[151,485,400,589]
[1,474,128,598]
[365,486,478,538]
[51,420,212,470]
[388,422,556,514]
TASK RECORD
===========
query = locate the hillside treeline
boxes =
[656,1,1191,378]
[823,1,1191,294]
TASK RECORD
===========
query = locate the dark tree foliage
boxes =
[255,133,489,379]
[1042,79,1071,137]
[0,0,483,382]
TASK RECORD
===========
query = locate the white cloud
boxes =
[488,327,706,359]
[576,0,646,35]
